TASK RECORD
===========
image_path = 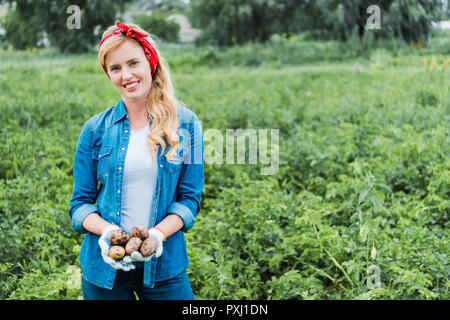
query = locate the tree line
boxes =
[0,0,448,52]
[188,0,447,46]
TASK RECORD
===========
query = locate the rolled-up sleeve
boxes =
[69,120,99,234]
[169,115,204,232]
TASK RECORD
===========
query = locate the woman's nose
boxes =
[122,66,133,80]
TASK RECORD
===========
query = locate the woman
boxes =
[69,22,204,300]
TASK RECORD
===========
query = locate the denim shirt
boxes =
[69,98,204,289]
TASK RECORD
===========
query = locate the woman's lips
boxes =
[123,81,139,91]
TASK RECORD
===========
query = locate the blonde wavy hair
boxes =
[98,23,180,162]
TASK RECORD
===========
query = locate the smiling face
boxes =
[105,39,152,102]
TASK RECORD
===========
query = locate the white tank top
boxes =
[120,125,158,234]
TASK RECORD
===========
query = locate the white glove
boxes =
[98,224,135,271]
[122,227,164,264]
[148,227,164,258]
[122,250,153,263]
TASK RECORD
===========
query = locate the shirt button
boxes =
[122,147,125,151]
[116,212,120,215]
[118,167,122,170]
[160,164,163,168]
[125,130,128,133]
[117,190,120,193]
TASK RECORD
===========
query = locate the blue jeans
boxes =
[82,268,195,300]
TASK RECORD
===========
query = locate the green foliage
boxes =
[173,36,449,299]
[320,0,445,43]
[1,4,41,50]
[0,31,448,299]
[2,0,133,53]
[189,0,446,46]
[299,0,444,43]
[384,0,443,43]
[134,12,180,42]
[0,48,114,299]
[151,0,188,14]
[7,265,82,300]
[189,0,280,46]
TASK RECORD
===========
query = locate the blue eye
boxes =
[111,66,119,71]
[131,61,138,65]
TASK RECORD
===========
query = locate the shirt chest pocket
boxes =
[92,146,112,180]
[162,148,183,175]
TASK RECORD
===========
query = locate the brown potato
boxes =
[108,245,126,260]
[125,237,143,255]
[131,225,149,240]
[140,237,158,257]
[109,229,131,246]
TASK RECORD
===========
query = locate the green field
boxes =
[0,34,448,299]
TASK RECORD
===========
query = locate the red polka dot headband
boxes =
[98,22,159,78]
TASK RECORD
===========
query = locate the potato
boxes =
[109,229,131,246]
[140,237,158,257]
[131,225,149,239]
[108,245,126,260]
[125,237,143,255]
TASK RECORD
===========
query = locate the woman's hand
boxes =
[98,224,136,271]
[148,227,165,258]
